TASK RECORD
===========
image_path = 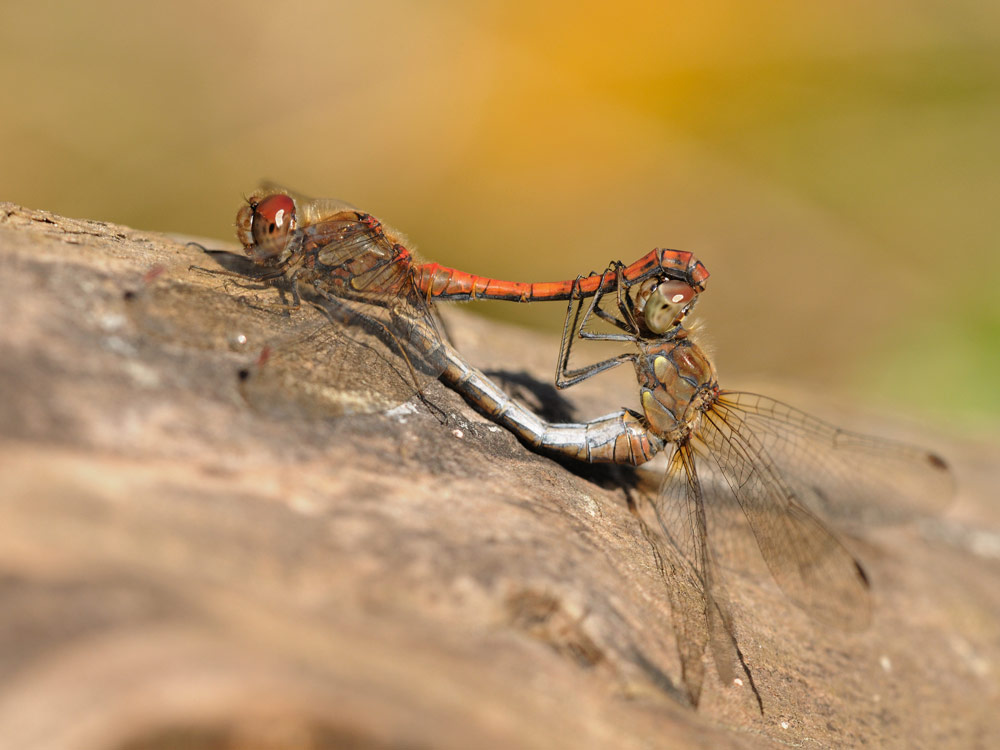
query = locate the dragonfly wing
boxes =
[239,289,447,420]
[714,392,953,525]
[697,403,872,629]
[639,443,758,707]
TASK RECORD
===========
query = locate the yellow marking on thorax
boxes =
[653,355,670,382]
[641,390,657,415]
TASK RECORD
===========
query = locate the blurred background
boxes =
[2,0,997,429]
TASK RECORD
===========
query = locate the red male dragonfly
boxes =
[236,186,709,307]
[225,186,709,417]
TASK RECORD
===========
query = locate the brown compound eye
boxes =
[641,279,696,334]
[248,193,296,261]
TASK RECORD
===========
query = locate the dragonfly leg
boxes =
[181,262,305,316]
[613,262,641,332]
[582,264,637,335]
[187,265,272,292]
[556,354,637,389]
[285,274,303,310]
[430,305,456,347]
[556,269,640,388]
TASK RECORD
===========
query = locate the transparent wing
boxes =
[695,403,872,629]
[238,291,446,419]
[714,392,954,525]
[637,443,758,708]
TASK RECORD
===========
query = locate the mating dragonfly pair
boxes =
[132,186,953,709]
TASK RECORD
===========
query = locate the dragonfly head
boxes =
[237,191,298,266]
[633,278,699,336]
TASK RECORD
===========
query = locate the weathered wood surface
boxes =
[0,202,997,749]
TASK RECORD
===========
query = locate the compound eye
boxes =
[642,280,695,334]
[249,193,297,259]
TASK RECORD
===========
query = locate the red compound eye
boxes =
[656,280,695,307]
[251,193,296,250]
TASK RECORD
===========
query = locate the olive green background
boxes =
[2,1,997,427]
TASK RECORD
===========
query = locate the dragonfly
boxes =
[225,186,711,417]
[393,260,954,709]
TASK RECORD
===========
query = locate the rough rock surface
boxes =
[0,202,997,749]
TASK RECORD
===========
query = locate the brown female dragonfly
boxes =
[406,260,953,708]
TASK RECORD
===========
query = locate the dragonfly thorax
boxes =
[635,332,718,441]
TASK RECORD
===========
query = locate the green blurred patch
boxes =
[861,292,1000,425]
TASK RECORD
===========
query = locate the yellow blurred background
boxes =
[2,0,997,426]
